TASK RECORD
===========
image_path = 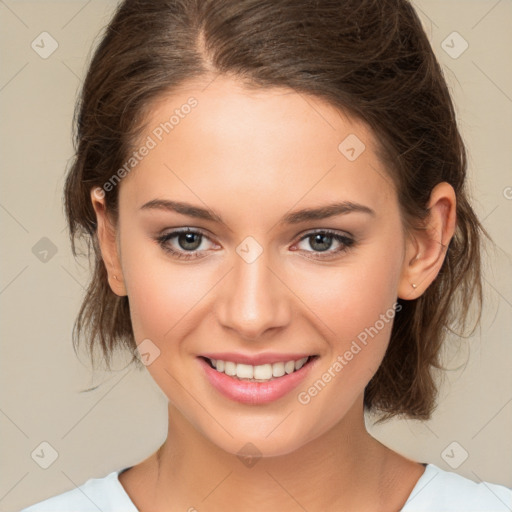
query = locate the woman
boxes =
[20,0,512,510]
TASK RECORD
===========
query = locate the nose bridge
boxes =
[217,240,290,339]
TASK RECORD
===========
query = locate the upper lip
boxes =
[200,352,315,366]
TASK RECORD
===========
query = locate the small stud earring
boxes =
[411,283,417,289]
[113,275,118,281]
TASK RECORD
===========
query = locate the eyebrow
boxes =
[140,199,375,225]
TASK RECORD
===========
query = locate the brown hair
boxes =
[65,0,491,420]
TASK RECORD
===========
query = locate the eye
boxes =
[155,228,355,261]
[293,229,355,260]
[155,228,217,260]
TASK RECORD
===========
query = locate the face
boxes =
[92,76,422,457]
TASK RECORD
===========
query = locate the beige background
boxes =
[0,0,511,510]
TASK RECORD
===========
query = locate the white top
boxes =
[19,463,512,511]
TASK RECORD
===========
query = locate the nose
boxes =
[216,247,292,340]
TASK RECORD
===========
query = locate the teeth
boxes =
[208,356,311,382]
[224,361,236,376]
[285,360,295,374]
[253,363,272,380]
[236,363,254,379]
[272,362,285,377]
[295,357,308,370]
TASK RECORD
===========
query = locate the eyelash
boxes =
[155,228,356,261]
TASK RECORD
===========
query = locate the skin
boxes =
[91,75,456,511]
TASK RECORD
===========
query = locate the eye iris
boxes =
[311,233,332,252]
[179,232,201,251]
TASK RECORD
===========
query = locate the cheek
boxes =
[120,237,207,342]
[291,237,403,411]
[292,239,403,349]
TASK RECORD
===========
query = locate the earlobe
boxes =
[397,182,456,300]
[90,187,127,297]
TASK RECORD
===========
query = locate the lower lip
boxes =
[198,357,317,405]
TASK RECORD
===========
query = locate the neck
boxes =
[146,397,407,511]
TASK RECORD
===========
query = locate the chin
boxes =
[198,412,325,461]
[213,432,307,460]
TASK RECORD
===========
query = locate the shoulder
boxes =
[401,463,512,512]
[18,468,137,512]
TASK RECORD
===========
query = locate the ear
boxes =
[397,181,457,300]
[90,187,127,297]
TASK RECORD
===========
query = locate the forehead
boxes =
[120,75,396,218]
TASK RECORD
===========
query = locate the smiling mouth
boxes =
[199,355,318,382]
